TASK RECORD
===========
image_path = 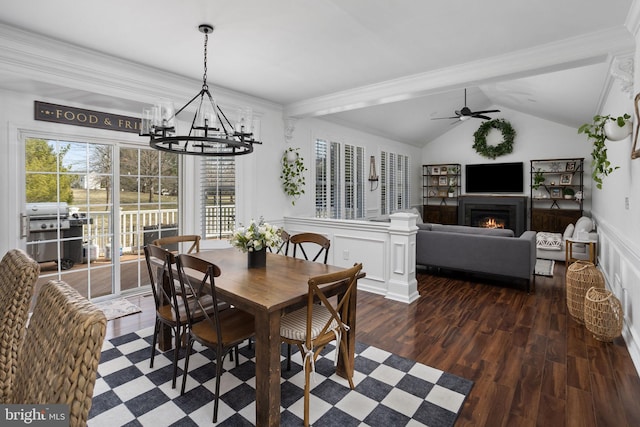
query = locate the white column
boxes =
[386,212,419,303]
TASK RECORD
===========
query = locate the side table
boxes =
[565,238,597,266]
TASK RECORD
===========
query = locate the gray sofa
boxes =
[415,223,537,292]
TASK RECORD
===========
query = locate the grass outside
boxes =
[70,188,177,211]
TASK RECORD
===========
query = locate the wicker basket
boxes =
[565,261,604,324]
[584,287,623,342]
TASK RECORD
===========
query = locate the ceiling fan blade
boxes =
[473,114,493,120]
[472,109,501,114]
[431,116,460,120]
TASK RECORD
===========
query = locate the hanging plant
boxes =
[472,119,516,159]
[280,147,307,205]
[578,114,629,189]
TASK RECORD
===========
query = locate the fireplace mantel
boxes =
[458,195,527,236]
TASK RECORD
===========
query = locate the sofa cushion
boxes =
[417,223,433,231]
[430,224,514,237]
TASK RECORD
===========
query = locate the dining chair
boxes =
[176,253,256,423]
[152,234,201,254]
[144,244,218,388]
[290,232,330,264]
[286,232,331,369]
[0,249,39,403]
[9,280,106,427]
[280,263,364,427]
[268,229,291,255]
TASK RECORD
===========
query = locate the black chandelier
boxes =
[139,24,261,156]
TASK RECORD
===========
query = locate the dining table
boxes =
[166,247,361,427]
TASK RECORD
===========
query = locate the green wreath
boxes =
[472,119,516,159]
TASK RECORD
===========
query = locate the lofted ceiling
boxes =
[0,0,635,146]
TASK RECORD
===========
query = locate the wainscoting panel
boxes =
[593,215,640,376]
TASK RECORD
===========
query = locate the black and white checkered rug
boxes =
[89,327,473,426]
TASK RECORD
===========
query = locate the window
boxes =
[201,156,235,238]
[315,139,365,219]
[380,151,410,214]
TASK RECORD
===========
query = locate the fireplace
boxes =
[458,196,527,236]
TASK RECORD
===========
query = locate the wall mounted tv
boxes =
[465,162,524,193]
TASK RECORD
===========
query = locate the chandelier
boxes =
[139,24,261,156]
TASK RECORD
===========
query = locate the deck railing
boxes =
[84,205,235,256]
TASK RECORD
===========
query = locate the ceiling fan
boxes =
[432,88,500,121]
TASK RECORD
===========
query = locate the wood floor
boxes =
[107,264,640,426]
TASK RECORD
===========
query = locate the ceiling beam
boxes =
[284,27,634,119]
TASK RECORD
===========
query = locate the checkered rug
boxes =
[88,327,473,426]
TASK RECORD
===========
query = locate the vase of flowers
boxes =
[229,218,282,268]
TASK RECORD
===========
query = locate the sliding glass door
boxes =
[24,136,179,300]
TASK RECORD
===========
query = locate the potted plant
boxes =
[563,187,575,199]
[280,147,307,205]
[532,169,545,190]
[447,186,455,198]
[604,114,632,141]
[578,114,629,189]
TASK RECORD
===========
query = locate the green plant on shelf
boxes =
[532,169,545,190]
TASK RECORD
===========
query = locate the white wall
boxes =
[422,106,593,211]
[280,117,423,219]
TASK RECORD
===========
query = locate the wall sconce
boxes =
[368,155,379,191]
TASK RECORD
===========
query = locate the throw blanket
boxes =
[536,232,562,251]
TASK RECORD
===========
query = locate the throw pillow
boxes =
[563,223,575,240]
[536,232,563,250]
[573,217,593,237]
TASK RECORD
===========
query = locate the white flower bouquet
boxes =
[229,218,282,252]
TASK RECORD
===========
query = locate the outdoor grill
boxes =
[25,202,83,270]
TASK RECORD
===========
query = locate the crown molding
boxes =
[284,27,634,118]
[0,23,280,112]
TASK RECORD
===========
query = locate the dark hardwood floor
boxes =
[107,263,640,426]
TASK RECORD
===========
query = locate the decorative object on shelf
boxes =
[565,261,605,324]
[563,187,575,199]
[368,155,379,191]
[532,169,545,190]
[229,218,282,268]
[140,24,261,156]
[560,173,573,185]
[472,119,516,159]
[574,190,583,201]
[584,287,624,342]
[578,114,630,188]
[281,147,307,205]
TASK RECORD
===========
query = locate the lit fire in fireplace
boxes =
[481,217,505,229]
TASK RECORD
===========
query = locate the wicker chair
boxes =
[0,249,39,403]
[9,280,106,427]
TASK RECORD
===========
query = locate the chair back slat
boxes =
[153,234,201,254]
[305,263,363,349]
[176,253,223,340]
[268,229,291,255]
[291,232,330,264]
[144,244,181,317]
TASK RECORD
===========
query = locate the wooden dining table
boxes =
[173,247,360,427]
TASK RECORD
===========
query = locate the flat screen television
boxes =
[465,162,524,193]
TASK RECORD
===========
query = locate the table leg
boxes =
[254,310,281,427]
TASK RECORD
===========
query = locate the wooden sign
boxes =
[34,101,141,134]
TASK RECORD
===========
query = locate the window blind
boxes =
[201,156,235,238]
